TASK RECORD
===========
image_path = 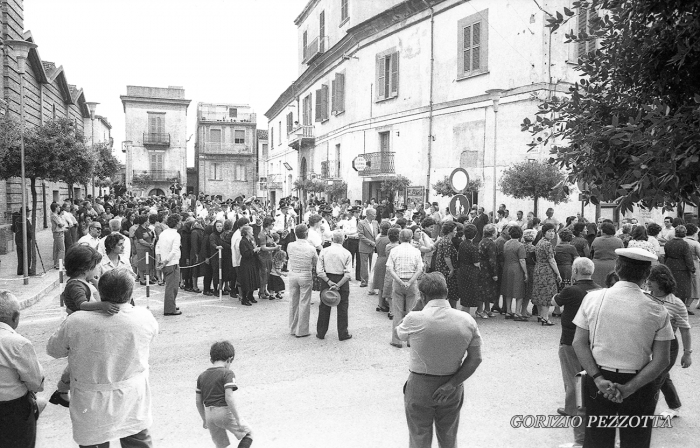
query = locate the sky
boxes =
[24,0,309,166]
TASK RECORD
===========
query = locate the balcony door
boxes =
[148,113,164,138]
[303,94,312,126]
[379,131,391,171]
[150,153,164,173]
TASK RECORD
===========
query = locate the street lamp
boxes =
[123,140,133,189]
[6,39,38,285]
[486,88,505,222]
[85,101,99,198]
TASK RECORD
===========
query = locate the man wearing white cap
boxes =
[572,247,674,448]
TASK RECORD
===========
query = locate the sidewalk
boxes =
[0,228,61,309]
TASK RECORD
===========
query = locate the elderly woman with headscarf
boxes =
[665,225,696,313]
[475,224,499,318]
[220,219,235,294]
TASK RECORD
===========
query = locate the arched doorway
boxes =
[148,188,165,196]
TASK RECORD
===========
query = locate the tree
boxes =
[523,0,700,213]
[499,160,569,216]
[380,175,411,203]
[432,175,482,198]
[93,142,120,193]
[325,180,347,201]
[0,117,90,274]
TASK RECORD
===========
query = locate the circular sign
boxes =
[449,194,471,217]
[352,156,367,172]
[449,168,470,194]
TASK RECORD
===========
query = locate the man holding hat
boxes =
[316,230,353,341]
[572,247,674,448]
[343,206,361,281]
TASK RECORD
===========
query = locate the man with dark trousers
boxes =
[11,208,33,276]
[343,206,361,281]
[274,201,296,271]
[357,208,379,287]
[316,231,353,341]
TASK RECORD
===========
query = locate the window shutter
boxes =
[578,7,588,59]
[377,55,386,99]
[472,23,481,70]
[337,73,345,112]
[331,79,337,113]
[390,52,399,96]
[321,84,329,120]
[315,89,323,122]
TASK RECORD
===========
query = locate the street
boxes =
[17,281,699,448]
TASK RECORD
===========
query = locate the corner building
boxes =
[266,0,598,217]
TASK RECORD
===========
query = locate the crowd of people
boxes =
[3,190,698,448]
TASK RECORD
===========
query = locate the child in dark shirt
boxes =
[196,341,253,448]
[49,245,119,408]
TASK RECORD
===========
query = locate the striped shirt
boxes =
[387,242,424,279]
[287,239,318,274]
[656,293,691,334]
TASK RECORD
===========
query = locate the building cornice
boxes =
[294,0,322,26]
[120,96,192,113]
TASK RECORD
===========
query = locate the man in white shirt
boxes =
[77,221,102,249]
[658,216,675,247]
[387,229,424,348]
[156,214,182,316]
[342,206,361,281]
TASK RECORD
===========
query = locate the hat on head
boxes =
[615,247,658,264]
[320,288,341,307]
[319,205,333,214]
[396,205,407,213]
[349,205,361,213]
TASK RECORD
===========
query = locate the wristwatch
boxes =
[591,372,604,380]
[684,349,693,354]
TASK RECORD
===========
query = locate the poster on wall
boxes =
[405,186,425,207]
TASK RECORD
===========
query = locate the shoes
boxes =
[557,407,569,416]
[223,287,231,294]
[295,334,311,338]
[184,287,193,292]
[491,306,502,313]
[268,294,276,300]
[275,293,284,300]
[49,390,69,408]
[486,311,496,317]
[149,279,157,285]
[659,408,680,419]
[552,312,562,317]
[191,288,201,293]
[250,297,258,303]
[241,300,252,306]
[359,283,368,287]
[139,281,147,286]
[164,310,182,316]
[339,334,353,341]
[157,282,165,287]
[203,291,214,296]
[390,342,403,348]
[505,313,514,319]
[541,319,555,326]
[475,311,488,319]
[376,305,390,312]
[368,290,377,295]
[316,334,325,339]
[537,316,544,323]
[513,314,529,322]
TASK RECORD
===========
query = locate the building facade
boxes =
[265,0,605,220]
[1,0,100,254]
[194,103,257,199]
[120,86,191,197]
[255,130,270,200]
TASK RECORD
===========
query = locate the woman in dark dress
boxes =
[189,219,205,293]
[238,225,261,306]
[178,217,192,290]
[209,220,230,295]
[257,217,278,300]
[221,219,234,294]
[521,229,538,317]
[458,224,480,313]
[434,221,459,308]
[372,221,392,312]
[664,225,696,310]
[476,224,499,318]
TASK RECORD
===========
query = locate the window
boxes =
[209,129,222,143]
[228,108,237,118]
[379,131,390,153]
[210,163,223,180]
[278,122,282,144]
[341,0,349,23]
[578,6,596,59]
[332,72,345,114]
[303,94,312,125]
[286,112,294,133]
[270,128,274,150]
[234,130,245,144]
[376,49,399,101]
[235,164,247,181]
[303,31,308,61]
[457,10,489,79]
[150,153,164,171]
[315,84,329,122]
[148,113,165,135]
[319,11,326,52]
[262,144,268,159]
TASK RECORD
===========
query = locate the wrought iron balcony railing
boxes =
[143,133,170,146]
[288,125,315,150]
[358,152,395,177]
[320,160,341,179]
[132,170,180,184]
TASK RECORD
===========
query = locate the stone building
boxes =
[194,103,257,199]
[255,129,272,201]
[0,0,100,254]
[120,86,191,197]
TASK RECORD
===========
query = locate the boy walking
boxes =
[196,341,253,448]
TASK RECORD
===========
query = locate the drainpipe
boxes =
[423,0,435,204]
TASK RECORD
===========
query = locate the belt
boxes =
[290,270,312,274]
[598,365,639,374]
[410,371,452,378]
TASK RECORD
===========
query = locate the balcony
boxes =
[143,132,170,146]
[303,36,328,64]
[203,142,252,154]
[132,170,180,184]
[358,152,395,177]
[267,173,284,190]
[320,160,341,179]
[288,125,315,150]
[198,112,256,124]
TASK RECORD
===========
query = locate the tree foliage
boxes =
[293,177,326,193]
[499,160,569,215]
[523,0,700,212]
[94,143,120,183]
[325,180,347,201]
[380,175,412,201]
[432,175,482,198]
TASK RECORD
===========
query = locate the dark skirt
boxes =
[268,274,285,292]
[238,260,259,293]
[458,265,480,308]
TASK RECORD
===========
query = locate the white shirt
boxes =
[273,213,295,233]
[308,228,323,249]
[231,230,243,267]
[343,216,359,238]
[155,228,181,266]
[0,322,44,401]
[98,232,131,263]
[77,234,100,249]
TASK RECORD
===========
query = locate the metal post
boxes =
[218,247,223,302]
[59,258,64,307]
[19,73,29,285]
[145,251,150,309]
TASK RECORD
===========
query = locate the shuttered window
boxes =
[286,112,294,133]
[375,49,399,101]
[315,84,329,122]
[577,6,596,59]
[303,94,312,125]
[148,113,165,135]
[457,10,489,79]
[234,130,245,144]
[210,163,222,180]
[341,0,348,22]
[319,11,326,52]
[150,153,164,171]
[332,72,345,114]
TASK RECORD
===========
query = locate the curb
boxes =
[18,276,60,310]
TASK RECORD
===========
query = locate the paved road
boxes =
[18,282,699,447]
